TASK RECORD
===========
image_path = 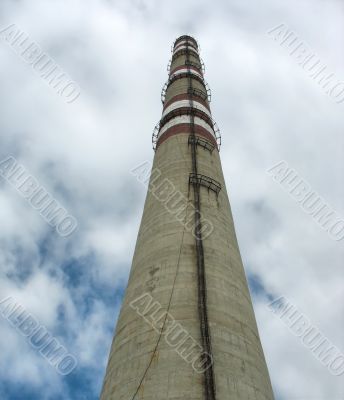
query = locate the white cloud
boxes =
[0,0,343,398]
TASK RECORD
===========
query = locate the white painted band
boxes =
[158,116,215,139]
[162,100,211,118]
[170,68,203,79]
[175,41,198,51]
[173,45,199,55]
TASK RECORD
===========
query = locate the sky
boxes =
[0,0,343,399]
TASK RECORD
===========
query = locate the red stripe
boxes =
[163,94,210,112]
[156,124,218,150]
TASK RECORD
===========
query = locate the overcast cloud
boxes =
[0,0,343,399]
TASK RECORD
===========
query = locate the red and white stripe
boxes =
[162,100,211,119]
[163,94,210,111]
[169,67,203,79]
[158,115,215,140]
[174,40,198,52]
[170,65,203,77]
[173,45,199,56]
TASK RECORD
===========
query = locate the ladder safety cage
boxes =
[161,81,168,104]
[188,135,215,153]
[200,58,205,74]
[204,81,212,102]
[211,118,221,151]
[167,59,172,73]
[152,121,160,150]
[189,173,222,196]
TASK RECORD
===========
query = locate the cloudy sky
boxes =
[0,0,343,399]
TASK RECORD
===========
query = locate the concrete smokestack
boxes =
[100,35,274,400]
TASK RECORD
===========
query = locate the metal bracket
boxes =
[188,135,215,153]
[161,73,210,104]
[185,59,205,75]
[187,86,211,103]
[189,173,221,196]
[152,122,160,150]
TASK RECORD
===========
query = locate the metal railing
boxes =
[188,135,215,153]
[189,173,222,196]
